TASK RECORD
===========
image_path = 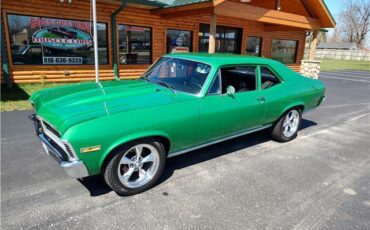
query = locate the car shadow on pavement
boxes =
[78,175,112,196]
[78,119,317,197]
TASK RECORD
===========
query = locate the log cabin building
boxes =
[1,0,335,84]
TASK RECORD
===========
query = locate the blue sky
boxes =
[323,0,370,46]
[324,0,342,18]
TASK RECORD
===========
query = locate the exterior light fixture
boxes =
[60,0,73,3]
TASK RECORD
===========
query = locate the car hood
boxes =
[30,80,176,134]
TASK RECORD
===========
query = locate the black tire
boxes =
[271,108,302,142]
[103,139,166,196]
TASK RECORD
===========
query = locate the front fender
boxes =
[98,131,172,172]
[64,123,172,175]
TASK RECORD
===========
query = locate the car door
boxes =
[198,65,267,144]
[259,66,290,124]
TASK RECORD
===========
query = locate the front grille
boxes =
[33,117,43,135]
[37,116,77,161]
[63,143,76,160]
[31,114,79,162]
[45,135,70,161]
[42,121,61,138]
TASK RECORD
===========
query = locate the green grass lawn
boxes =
[320,59,370,72]
[1,83,70,111]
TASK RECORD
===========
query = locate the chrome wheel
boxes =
[117,144,159,188]
[282,110,299,138]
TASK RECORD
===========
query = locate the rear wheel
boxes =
[104,140,165,196]
[272,108,301,142]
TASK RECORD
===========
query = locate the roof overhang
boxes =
[214,1,322,30]
[151,0,336,29]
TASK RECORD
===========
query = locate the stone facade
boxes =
[300,60,321,79]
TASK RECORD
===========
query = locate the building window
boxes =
[118,25,151,64]
[7,14,108,65]
[271,39,298,64]
[166,29,192,54]
[198,24,242,54]
[246,37,262,56]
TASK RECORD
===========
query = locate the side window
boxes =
[208,71,221,95]
[260,66,281,89]
[220,66,257,93]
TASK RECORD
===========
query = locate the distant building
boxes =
[317,42,358,50]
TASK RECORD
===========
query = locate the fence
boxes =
[304,49,370,61]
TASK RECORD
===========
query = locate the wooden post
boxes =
[309,30,318,60]
[208,14,217,53]
[275,0,281,11]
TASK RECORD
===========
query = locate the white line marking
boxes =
[347,112,370,122]
[320,75,370,83]
[334,71,370,75]
[321,103,370,109]
[332,70,370,74]
[321,72,370,79]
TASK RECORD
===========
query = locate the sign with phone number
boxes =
[43,57,83,65]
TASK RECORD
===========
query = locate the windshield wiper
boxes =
[156,81,177,94]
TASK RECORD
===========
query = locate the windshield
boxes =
[143,57,212,95]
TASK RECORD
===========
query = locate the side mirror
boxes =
[226,85,236,96]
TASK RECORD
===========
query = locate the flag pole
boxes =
[92,0,99,83]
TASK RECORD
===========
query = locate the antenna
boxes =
[92,0,99,83]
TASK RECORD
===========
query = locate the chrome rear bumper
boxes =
[29,114,89,178]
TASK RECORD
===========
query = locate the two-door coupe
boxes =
[29,53,325,195]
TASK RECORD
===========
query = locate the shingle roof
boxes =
[157,0,210,7]
[317,42,358,50]
[127,0,210,8]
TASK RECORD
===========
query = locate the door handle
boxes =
[256,96,266,102]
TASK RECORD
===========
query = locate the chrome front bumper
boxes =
[29,114,89,178]
[318,95,326,106]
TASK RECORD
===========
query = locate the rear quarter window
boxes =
[260,66,281,89]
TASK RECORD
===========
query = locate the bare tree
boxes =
[339,0,370,48]
[306,31,328,45]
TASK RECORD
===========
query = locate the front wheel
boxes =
[271,108,301,142]
[104,140,166,196]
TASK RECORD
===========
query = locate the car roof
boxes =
[163,53,279,67]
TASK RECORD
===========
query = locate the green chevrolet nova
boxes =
[29,53,325,195]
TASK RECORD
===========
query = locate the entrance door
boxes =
[198,24,242,54]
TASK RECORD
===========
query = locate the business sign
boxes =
[32,26,92,50]
[30,17,92,50]
[43,57,83,65]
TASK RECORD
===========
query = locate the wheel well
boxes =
[284,105,305,115]
[100,136,171,174]
[275,104,305,124]
[295,104,305,113]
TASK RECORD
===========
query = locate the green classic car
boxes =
[29,53,325,195]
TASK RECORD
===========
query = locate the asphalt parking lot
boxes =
[1,70,370,230]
